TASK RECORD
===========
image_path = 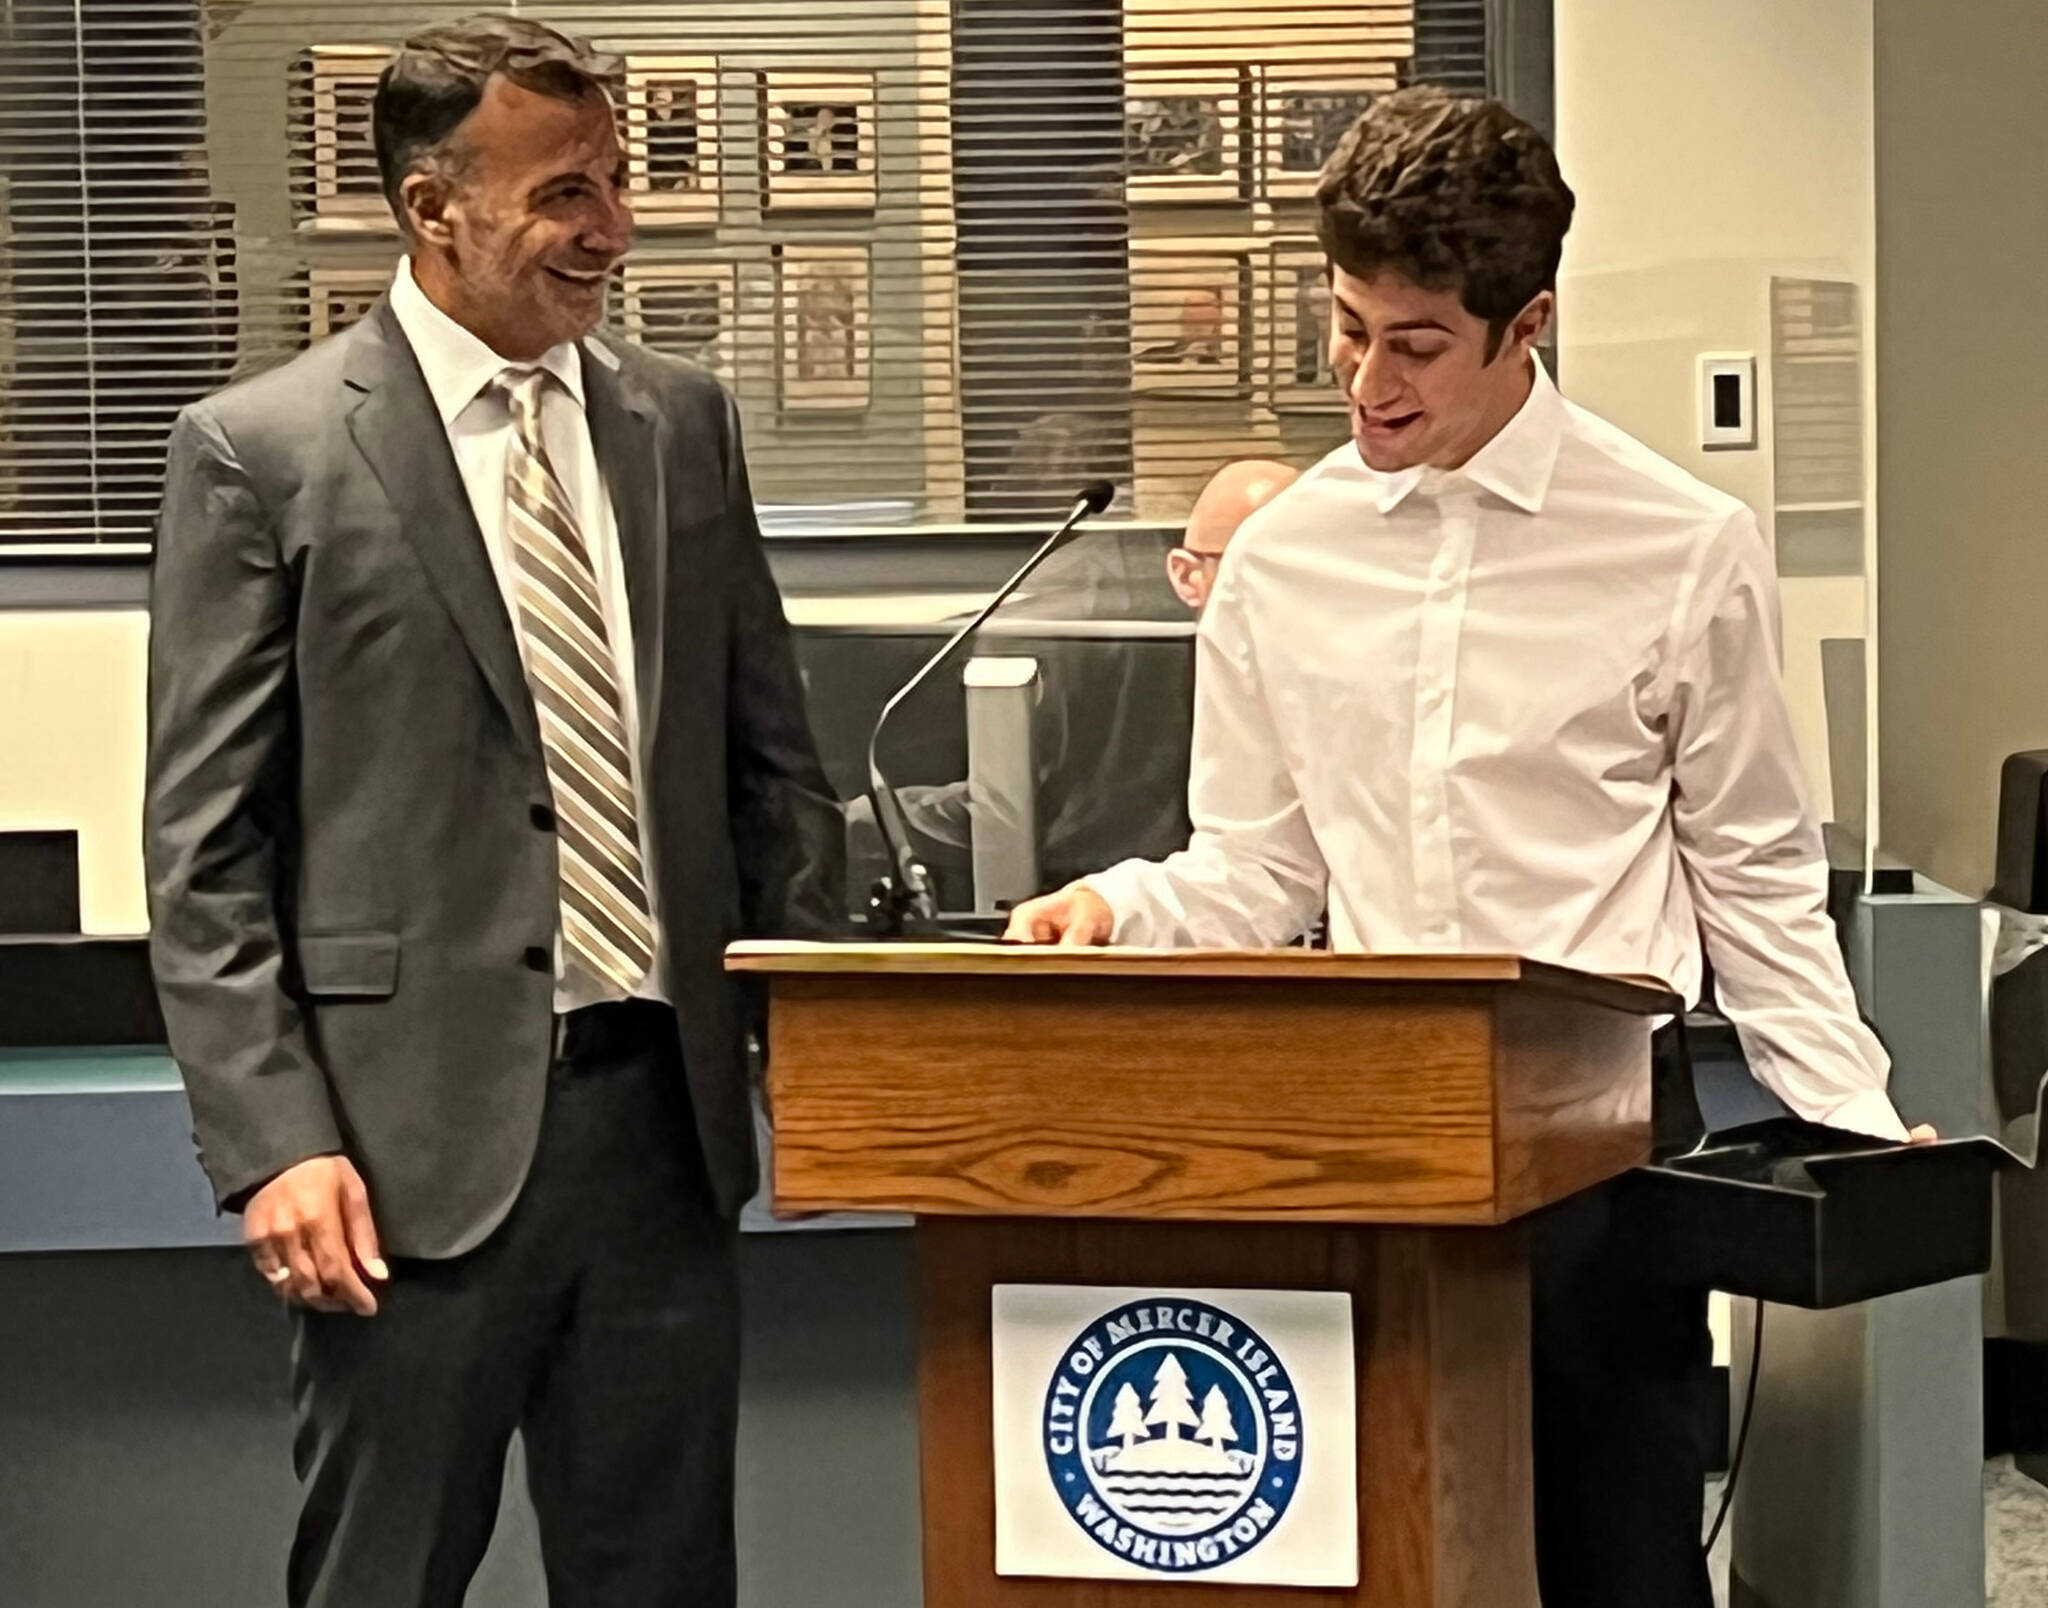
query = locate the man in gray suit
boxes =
[144,17,838,1606]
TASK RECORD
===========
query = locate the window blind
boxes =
[1769,277,1864,513]
[0,0,1493,553]
[1769,275,1867,578]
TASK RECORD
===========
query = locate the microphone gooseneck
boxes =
[864,483,1116,935]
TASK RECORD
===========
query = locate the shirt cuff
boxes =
[1817,1087,1913,1143]
[1075,860,1154,947]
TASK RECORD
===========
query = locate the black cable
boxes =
[1706,1299,1765,1555]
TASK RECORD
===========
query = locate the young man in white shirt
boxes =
[1006,87,1926,1605]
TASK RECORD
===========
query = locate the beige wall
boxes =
[0,610,148,933]
[1553,0,1889,1375]
[1554,0,1878,820]
[1873,0,2048,897]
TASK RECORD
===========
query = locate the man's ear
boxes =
[1512,291,1554,356]
[400,168,455,250]
[1165,549,1206,611]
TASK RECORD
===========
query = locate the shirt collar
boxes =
[1360,353,1564,517]
[387,256,586,426]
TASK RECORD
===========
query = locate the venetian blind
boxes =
[1769,276,1867,578]
[0,0,1491,552]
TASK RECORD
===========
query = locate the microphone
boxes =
[864,480,1116,937]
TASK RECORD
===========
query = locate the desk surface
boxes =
[727,942,1683,1014]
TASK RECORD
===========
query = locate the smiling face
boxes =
[402,74,632,361]
[1326,264,1551,474]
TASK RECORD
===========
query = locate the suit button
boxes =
[524,946,550,972]
[531,803,556,831]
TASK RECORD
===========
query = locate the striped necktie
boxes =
[496,366,656,997]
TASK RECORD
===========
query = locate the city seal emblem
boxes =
[1041,1296,1303,1573]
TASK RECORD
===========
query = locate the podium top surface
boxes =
[726,941,1679,1015]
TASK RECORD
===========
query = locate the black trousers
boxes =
[287,1000,740,1608]
[1530,1025,1715,1608]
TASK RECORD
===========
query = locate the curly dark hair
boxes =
[373,14,621,227]
[1314,87,1575,358]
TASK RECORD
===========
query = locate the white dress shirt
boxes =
[388,259,667,1011]
[1087,361,1907,1141]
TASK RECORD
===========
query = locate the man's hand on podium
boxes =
[1003,883,1114,946]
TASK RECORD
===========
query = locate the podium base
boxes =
[916,1215,1537,1607]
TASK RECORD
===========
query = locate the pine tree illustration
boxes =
[1144,1352,1201,1440]
[1107,1382,1147,1451]
[1196,1384,1239,1451]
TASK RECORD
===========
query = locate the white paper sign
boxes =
[991,1284,1358,1587]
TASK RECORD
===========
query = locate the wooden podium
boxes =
[727,943,1671,1607]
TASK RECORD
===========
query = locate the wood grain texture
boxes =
[733,943,1526,981]
[917,1216,1536,1608]
[1423,1227,1537,1603]
[764,969,1652,1226]
[769,976,1502,1223]
[729,943,1680,1017]
[1491,992,1654,1221]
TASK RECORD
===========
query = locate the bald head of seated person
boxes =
[1166,459,1300,615]
[869,457,1302,886]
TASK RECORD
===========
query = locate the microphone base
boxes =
[857,876,1011,942]
[892,910,1011,943]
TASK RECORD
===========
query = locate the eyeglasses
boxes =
[1172,546,1227,568]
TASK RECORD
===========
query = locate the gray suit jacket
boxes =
[145,300,842,1257]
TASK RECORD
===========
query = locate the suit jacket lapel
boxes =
[581,336,668,742]
[343,301,542,757]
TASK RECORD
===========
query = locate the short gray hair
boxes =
[371,14,621,225]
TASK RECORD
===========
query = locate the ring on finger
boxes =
[260,1265,292,1286]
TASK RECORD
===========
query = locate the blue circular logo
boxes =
[1042,1297,1302,1573]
